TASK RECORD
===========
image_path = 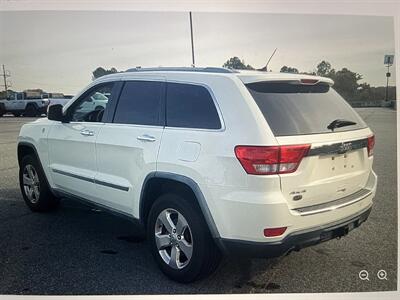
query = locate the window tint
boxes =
[113,81,163,126]
[69,83,114,122]
[166,83,221,129]
[246,82,367,136]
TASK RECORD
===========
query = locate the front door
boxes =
[47,81,118,200]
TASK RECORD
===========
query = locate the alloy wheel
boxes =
[22,164,40,204]
[154,208,193,269]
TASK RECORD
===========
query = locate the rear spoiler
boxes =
[237,73,334,86]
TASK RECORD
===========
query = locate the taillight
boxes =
[367,135,375,157]
[234,144,310,175]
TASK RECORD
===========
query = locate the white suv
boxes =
[17,67,377,282]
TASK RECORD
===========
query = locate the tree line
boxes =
[221,57,396,102]
[92,58,396,103]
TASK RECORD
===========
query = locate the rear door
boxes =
[94,79,165,216]
[246,81,374,210]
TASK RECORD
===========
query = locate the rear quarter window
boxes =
[246,81,367,136]
[166,82,221,130]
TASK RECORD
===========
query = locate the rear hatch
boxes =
[245,80,374,210]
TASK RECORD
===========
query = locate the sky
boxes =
[0,11,396,94]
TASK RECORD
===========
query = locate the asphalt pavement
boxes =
[0,108,397,294]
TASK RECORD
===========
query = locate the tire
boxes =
[147,193,221,283]
[24,104,37,117]
[13,112,21,117]
[19,155,59,212]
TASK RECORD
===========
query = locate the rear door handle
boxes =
[80,129,94,136]
[137,134,156,142]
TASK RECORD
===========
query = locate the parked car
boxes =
[17,67,377,282]
[0,92,49,117]
[45,98,71,107]
[71,91,108,119]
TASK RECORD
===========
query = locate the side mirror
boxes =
[47,104,64,122]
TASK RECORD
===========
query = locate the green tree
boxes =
[92,67,118,80]
[355,82,373,101]
[220,57,395,103]
[222,57,254,70]
[316,61,332,77]
[280,66,299,73]
[331,68,363,101]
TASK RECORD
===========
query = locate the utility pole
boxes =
[383,54,394,102]
[1,64,11,99]
[385,64,390,102]
[189,12,195,67]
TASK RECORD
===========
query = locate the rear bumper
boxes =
[205,170,377,243]
[217,205,372,258]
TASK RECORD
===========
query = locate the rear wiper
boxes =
[327,119,357,131]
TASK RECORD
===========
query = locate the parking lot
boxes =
[0,108,397,294]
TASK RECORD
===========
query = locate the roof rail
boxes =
[125,67,237,74]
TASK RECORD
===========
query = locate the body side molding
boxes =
[51,168,130,192]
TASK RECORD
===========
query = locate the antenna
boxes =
[258,48,277,71]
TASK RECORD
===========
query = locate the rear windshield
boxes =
[246,81,367,136]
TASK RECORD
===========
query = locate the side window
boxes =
[166,83,221,129]
[68,83,114,122]
[113,81,164,126]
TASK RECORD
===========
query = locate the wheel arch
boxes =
[25,102,39,109]
[139,172,221,239]
[17,141,53,191]
[17,142,38,166]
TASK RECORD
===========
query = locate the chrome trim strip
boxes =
[307,138,368,157]
[52,169,129,192]
[292,188,372,216]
